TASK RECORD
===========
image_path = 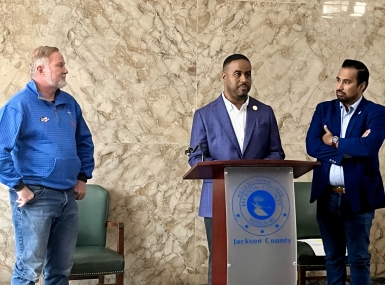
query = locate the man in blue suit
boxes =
[306,59,385,285]
[188,54,285,284]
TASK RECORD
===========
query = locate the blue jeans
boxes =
[317,191,374,285]
[9,185,78,285]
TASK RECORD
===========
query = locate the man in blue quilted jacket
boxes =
[0,46,95,285]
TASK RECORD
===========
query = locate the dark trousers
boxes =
[204,217,212,285]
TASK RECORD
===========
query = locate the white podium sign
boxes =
[225,167,297,285]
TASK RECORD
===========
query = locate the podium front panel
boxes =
[224,167,296,285]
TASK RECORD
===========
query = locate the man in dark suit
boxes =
[188,54,285,284]
[306,59,385,285]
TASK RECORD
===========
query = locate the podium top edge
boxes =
[183,159,320,180]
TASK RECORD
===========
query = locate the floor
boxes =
[307,278,385,284]
[200,277,385,285]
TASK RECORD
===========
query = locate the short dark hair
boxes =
[223,54,250,70]
[341,59,369,91]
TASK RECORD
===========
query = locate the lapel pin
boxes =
[358,111,361,114]
[253,105,258,111]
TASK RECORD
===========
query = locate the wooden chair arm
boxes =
[106,221,124,256]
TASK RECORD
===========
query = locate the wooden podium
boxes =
[183,159,319,285]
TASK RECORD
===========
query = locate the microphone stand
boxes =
[185,143,205,162]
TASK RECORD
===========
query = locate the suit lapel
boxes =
[243,100,258,154]
[212,95,242,155]
[330,100,342,137]
[345,97,368,137]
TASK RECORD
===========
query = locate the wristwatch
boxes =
[331,136,340,148]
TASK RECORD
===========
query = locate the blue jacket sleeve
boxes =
[338,105,385,157]
[306,104,344,165]
[0,105,24,188]
[188,110,214,167]
[264,106,285,160]
[75,105,95,179]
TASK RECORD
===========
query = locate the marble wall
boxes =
[1,0,385,284]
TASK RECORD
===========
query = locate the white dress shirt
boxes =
[222,93,249,154]
[329,96,363,186]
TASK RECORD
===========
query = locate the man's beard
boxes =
[46,70,67,89]
[237,84,250,97]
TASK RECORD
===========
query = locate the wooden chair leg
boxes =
[297,266,306,285]
[116,273,124,285]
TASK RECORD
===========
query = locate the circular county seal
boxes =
[232,176,290,236]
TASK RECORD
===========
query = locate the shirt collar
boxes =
[222,92,249,112]
[339,96,363,113]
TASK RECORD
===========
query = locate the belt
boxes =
[332,186,345,194]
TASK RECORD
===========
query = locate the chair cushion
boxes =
[297,241,326,266]
[70,246,125,275]
[297,241,349,267]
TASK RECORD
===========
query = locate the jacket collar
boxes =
[213,94,242,156]
[26,80,69,106]
[345,97,368,137]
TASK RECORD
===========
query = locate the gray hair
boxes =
[30,46,59,77]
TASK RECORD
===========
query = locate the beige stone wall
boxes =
[1,0,385,284]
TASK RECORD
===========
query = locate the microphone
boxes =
[185,143,206,162]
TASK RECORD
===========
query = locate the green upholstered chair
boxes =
[70,184,125,285]
[295,182,350,285]
[295,181,327,285]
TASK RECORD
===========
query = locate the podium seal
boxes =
[231,176,290,236]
